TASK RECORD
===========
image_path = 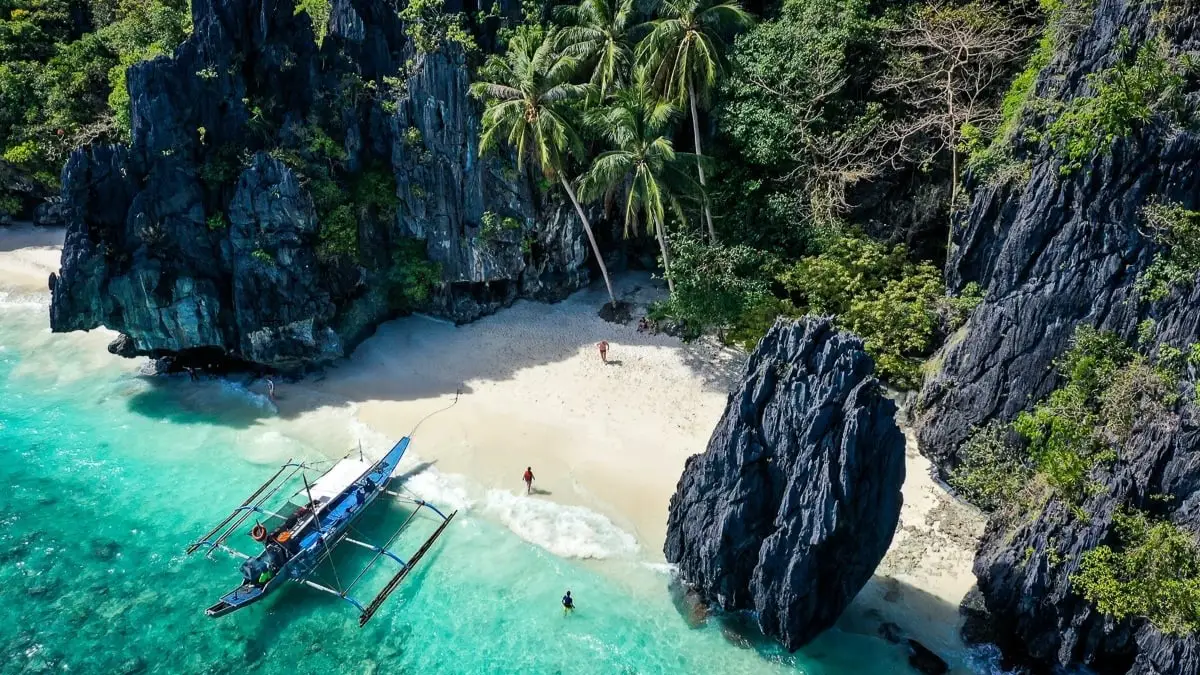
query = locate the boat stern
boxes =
[205,583,266,618]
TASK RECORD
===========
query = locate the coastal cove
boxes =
[0,230,994,674]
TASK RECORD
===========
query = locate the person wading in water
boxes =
[523,466,535,495]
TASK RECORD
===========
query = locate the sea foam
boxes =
[482,489,639,560]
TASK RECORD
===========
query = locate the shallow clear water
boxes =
[0,289,923,675]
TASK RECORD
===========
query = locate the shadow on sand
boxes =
[669,574,982,674]
[122,273,749,429]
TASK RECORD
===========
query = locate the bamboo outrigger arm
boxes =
[357,509,457,626]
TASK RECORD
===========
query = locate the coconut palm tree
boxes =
[637,0,752,243]
[470,27,617,308]
[553,0,636,102]
[578,77,701,294]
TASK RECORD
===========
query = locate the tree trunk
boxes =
[560,175,617,308]
[654,213,675,295]
[689,81,717,244]
[948,146,959,253]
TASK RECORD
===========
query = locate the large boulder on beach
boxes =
[664,317,905,650]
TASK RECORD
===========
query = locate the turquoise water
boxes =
[0,289,921,675]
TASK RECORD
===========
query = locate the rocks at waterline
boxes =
[664,317,905,651]
[48,0,593,372]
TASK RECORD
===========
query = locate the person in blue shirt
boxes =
[562,590,574,612]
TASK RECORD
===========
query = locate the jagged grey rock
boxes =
[664,317,905,650]
[48,0,591,370]
[916,2,1200,672]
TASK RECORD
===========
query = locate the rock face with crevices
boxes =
[664,317,905,650]
[48,0,591,371]
[914,2,1200,672]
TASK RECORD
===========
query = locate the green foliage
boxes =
[846,264,944,389]
[941,282,984,331]
[1073,509,1200,635]
[318,203,358,258]
[662,235,774,336]
[385,238,441,311]
[966,0,1090,184]
[1046,34,1190,174]
[0,192,22,214]
[398,0,477,54]
[776,233,944,387]
[351,166,398,219]
[0,0,188,180]
[206,212,227,230]
[252,248,274,265]
[720,0,873,168]
[635,0,754,110]
[1136,201,1200,301]
[1099,356,1177,442]
[295,0,332,45]
[198,144,244,192]
[304,123,346,162]
[478,210,522,243]
[949,422,1033,512]
[554,0,635,100]
[1011,326,1182,502]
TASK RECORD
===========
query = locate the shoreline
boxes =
[1,227,988,670]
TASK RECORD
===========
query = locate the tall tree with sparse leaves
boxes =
[637,0,752,243]
[470,27,617,308]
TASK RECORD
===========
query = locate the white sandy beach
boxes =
[1,227,987,669]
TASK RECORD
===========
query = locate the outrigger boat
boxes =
[186,437,455,626]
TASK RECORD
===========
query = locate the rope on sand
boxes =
[408,387,462,439]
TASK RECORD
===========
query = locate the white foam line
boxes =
[482,489,639,560]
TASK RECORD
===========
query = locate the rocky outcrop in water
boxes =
[916,1,1200,672]
[664,317,905,651]
[48,0,590,371]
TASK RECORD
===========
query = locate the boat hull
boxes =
[201,438,411,618]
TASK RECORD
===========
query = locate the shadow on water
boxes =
[668,573,977,674]
[124,376,272,429]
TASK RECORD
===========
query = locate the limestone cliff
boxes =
[664,317,905,651]
[916,1,1200,672]
[48,0,590,371]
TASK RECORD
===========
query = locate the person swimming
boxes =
[562,590,574,612]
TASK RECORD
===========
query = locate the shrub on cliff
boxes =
[778,233,944,388]
[948,421,1031,512]
[1072,509,1200,636]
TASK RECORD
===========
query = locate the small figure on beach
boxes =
[597,340,609,363]
[637,317,649,333]
[523,466,535,495]
[266,377,276,401]
[562,590,574,612]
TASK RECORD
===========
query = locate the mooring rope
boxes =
[406,387,462,440]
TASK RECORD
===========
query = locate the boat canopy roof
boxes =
[301,457,373,511]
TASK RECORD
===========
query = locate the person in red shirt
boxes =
[597,340,609,363]
[523,466,534,495]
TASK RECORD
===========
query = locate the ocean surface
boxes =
[0,286,955,675]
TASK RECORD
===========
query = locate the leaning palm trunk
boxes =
[560,175,618,307]
[688,81,716,244]
[654,213,675,295]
